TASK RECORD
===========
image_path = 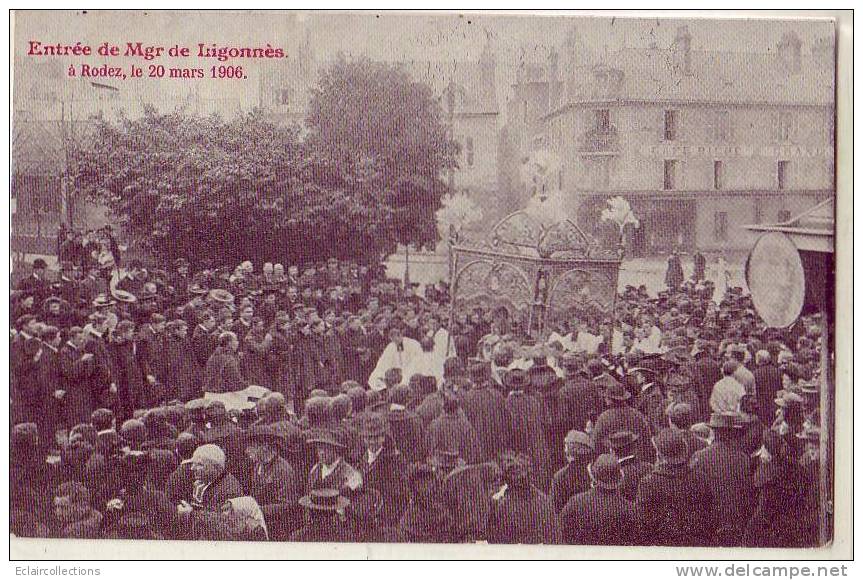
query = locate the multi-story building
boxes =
[510,26,835,255]
[11,58,249,258]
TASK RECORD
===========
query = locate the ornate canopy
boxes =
[448,210,622,338]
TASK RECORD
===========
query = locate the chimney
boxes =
[673,25,692,74]
[479,36,497,106]
[547,48,560,110]
[563,26,581,100]
[777,31,802,74]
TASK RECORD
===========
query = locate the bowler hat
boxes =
[360,412,390,438]
[607,430,639,452]
[666,371,693,389]
[208,288,235,304]
[11,422,39,448]
[588,454,623,490]
[91,294,117,308]
[599,378,631,401]
[306,429,346,449]
[205,400,227,421]
[529,365,561,392]
[111,289,137,304]
[653,428,689,466]
[246,424,289,453]
[503,369,529,391]
[298,488,350,512]
[429,448,466,470]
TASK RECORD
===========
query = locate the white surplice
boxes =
[367,337,426,391]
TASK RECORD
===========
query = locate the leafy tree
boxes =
[72,58,458,269]
[306,56,459,251]
[71,107,395,267]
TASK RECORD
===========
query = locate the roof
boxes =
[399,60,499,116]
[544,45,834,119]
[745,197,834,253]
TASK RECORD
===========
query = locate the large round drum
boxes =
[745,232,806,328]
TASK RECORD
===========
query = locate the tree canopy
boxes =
[71,57,457,267]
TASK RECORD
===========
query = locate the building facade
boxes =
[511,27,835,256]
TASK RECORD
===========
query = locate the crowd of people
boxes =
[10,250,826,546]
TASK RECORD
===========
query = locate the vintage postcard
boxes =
[8,9,851,561]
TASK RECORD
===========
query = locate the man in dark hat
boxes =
[16,258,51,302]
[629,366,666,434]
[461,358,512,461]
[306,430,362,494]
[665,250,684,291]
[11,316,46,426]
[685,341,721,411]
[358,412,409,526]
[387,384,428,464]
[426,393,483,465]
[559,453,638,545]
[558,352,603,433]
[486,451,559,544]
[290,488,353,542]
[635,428,715,546]
[204,331,244,394]
[191,309,218,369]
[163,320,201,403]
[550,430,595,513]
[690,412,756,546]
[199,400,248,488]
[169,258,191,299]
[165,432,199,503]
[608,430,652,502]
[344,488,405,542]
[59,325,100,426]
[504,369,552,490]
[753,349,784,425]
[107,319,151,421]
[591,375,654,463]
[245,424,302,540]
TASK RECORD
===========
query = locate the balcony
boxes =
[577,125,620,156]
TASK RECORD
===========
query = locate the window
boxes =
[466,137,474,167]
[778,209,792,222]
[777,160,789,190]
[713,160,724,190]
[279,88,292,106]
[663,159,678,190]
[773,113,796,142]
[754,200,764,224]
[714,212,728,242]
[594,109,610,132]
[664,110,678,141]
[712,110,731,141]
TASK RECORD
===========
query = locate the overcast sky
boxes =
[13,11,835,112]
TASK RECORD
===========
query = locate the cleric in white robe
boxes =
[423,317,455,381]
[368,325,427,391]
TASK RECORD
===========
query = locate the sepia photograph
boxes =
[7,9,850,561]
